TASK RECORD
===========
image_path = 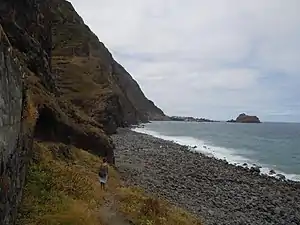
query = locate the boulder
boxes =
[250,166,261,174]
[276,174,286,181]
[269,170,276,175]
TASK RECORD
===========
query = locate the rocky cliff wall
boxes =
[0,26,27,225]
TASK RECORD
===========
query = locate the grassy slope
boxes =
[50,0,138,129]
[17,141,202,225]
[52,55,114,122]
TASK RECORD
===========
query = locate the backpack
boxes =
[99,165,107,177]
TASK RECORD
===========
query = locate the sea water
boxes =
[132,121,300,181]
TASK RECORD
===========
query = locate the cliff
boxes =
[0,25,28,225]
[227,113,261,123]
[48,0,167,132]
[0,0,166,224]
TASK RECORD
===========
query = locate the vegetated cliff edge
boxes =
[0,0,166,224]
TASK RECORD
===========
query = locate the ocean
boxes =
[132,121,300,181]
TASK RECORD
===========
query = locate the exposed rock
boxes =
[227,113,261,123]
[250,166,261,174]
[236,113,261,123]
[0,24,32,225]
[276,174,286,181]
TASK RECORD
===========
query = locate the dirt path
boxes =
[98,192,133,225]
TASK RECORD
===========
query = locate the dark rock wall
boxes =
[0,26,27,225]
[0,0,55,92]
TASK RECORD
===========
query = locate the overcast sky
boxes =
[69,0,300,122]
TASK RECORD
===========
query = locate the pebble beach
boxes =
[112,128,300,225]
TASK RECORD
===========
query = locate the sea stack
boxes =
[227,113,261,123]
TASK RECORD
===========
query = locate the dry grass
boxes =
[17,141,105,225]
[117,187,202,225]
[51,55,113,112]
[22,92,39,126]
[17,141,202,225]
[35,200,100,225]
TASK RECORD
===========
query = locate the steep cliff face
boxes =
[112,62,166,121]
[0,0,166,223]
[0,25,29,225]
[45,0,167,133]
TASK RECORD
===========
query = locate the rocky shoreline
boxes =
[112,128,300,225]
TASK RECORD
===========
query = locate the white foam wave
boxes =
[132,126,300,182]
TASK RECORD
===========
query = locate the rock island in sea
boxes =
[227,113,261,123]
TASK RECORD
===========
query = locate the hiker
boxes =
[99,158,109,190]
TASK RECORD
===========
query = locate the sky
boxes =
[69,0,300,122]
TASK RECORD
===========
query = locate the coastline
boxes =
[131,122,300,182]
[112,128,300,225]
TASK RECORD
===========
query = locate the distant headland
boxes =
[168,113,261,124]
[169,116,218,123]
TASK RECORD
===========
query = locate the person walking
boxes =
[99,158,109,190]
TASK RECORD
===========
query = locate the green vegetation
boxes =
[117,187,202,225]
[17,142,104,225]
[17,141,202,225]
